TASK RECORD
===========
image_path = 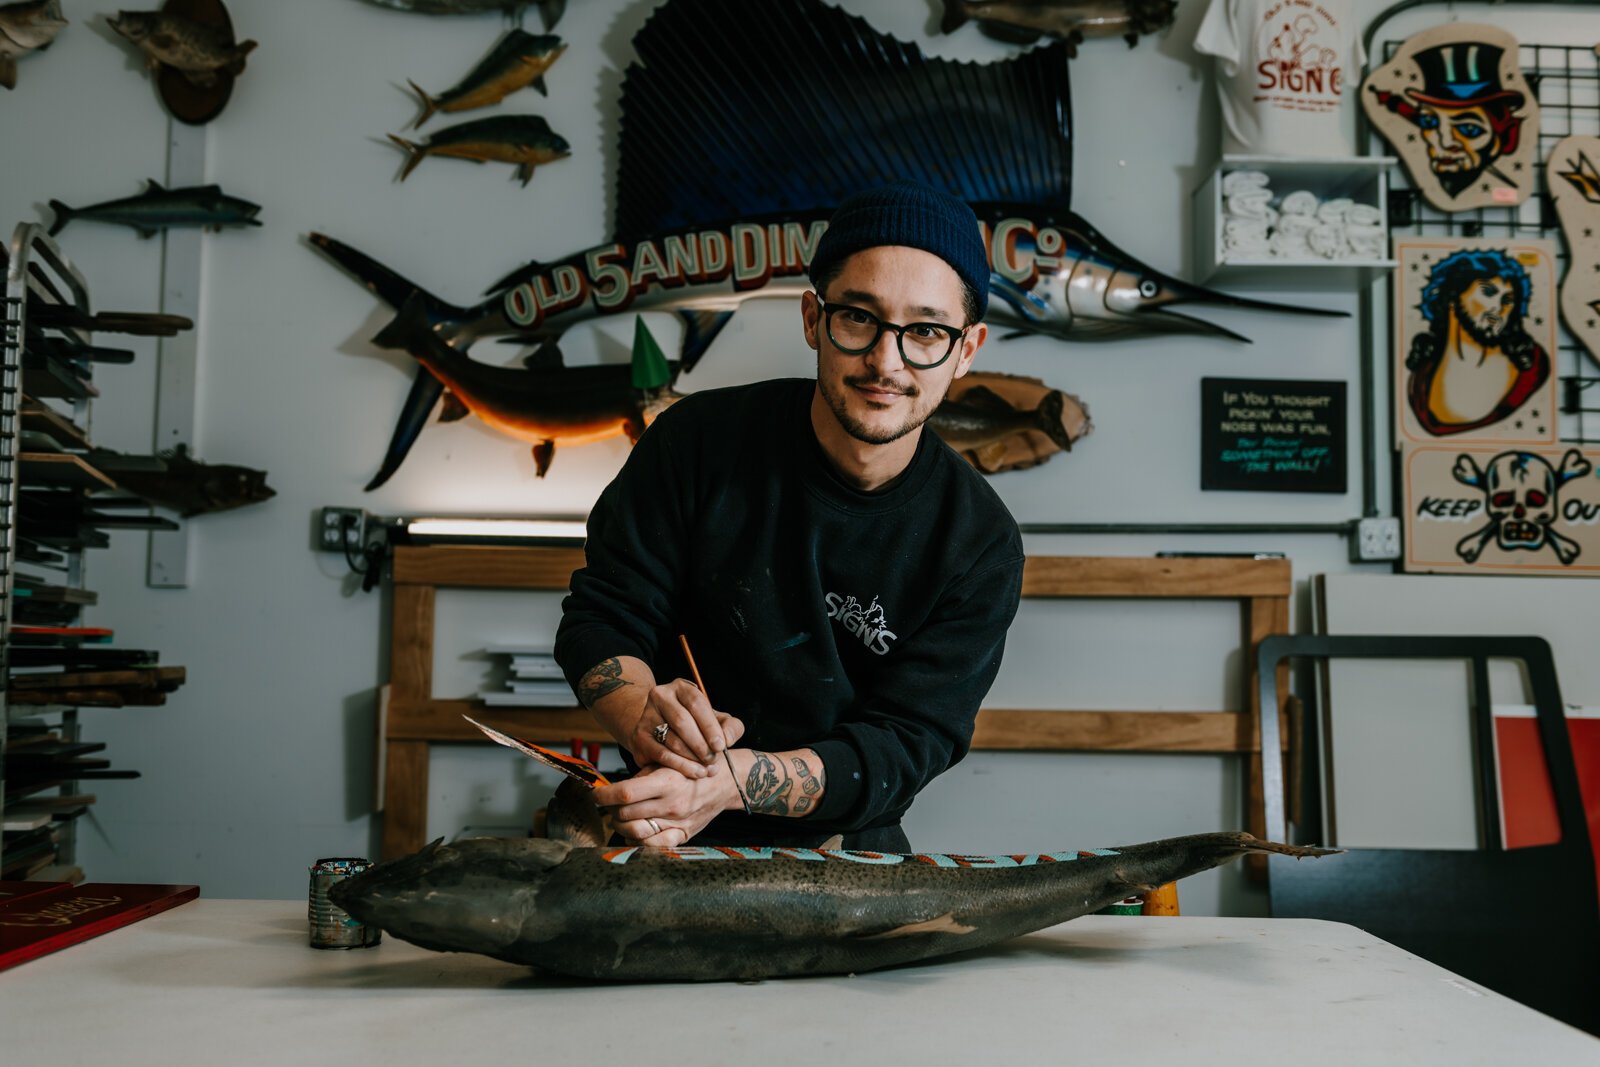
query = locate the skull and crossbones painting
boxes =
[1451,449,1592,564]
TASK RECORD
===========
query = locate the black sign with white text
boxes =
[1201,377,1347,493]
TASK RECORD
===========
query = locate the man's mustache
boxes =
[846,375,919,397]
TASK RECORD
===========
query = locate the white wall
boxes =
[0,0,1590,910]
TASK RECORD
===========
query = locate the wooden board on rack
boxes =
[377,546,1293,859]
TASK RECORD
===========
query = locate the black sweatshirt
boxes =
[555,377,1024,842]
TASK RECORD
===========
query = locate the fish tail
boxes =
[1035,390,1073,453]
[407,80,437,128]
[939,0,968,35]
[227,39,258,76]
[46,200,74,236]
[388,134,426,181]
[371,292,435,355]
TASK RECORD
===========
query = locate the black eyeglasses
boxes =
[818,298,967,370]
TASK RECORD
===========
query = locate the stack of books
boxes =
[479,644,578,707]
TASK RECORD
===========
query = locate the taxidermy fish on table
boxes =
[332,831,1336,981]
[107,8,256,87]
[312,0,1337,489]
[48,180,261,237]
[938,0,1177,53]
[0,0,66,90]
[387,115,570,184]
[409,29,565,125]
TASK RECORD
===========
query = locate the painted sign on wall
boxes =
[1200,377,1346,492]
[1402,443,1600,575]
[1394,237,1557,447]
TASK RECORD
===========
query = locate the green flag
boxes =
[631,316,671,390]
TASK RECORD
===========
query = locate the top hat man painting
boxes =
[1365,28,1538,210]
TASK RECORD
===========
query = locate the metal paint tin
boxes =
[308,857,381,949]
[1095,896,1144,916]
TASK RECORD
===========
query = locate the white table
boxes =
[2,901,1595,1065]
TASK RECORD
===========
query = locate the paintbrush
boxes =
[678,633,751,813]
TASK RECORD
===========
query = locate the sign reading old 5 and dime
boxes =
[1394,237,1557,447]
[1403,443,1600,575]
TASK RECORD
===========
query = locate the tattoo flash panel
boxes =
[1402,443,1600,576]
[1394,237,1557,446]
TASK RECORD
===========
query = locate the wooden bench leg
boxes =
[381,740,430,859]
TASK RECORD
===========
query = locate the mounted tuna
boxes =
[331,832,1337,981]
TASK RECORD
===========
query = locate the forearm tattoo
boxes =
[577,657,630,708]
[745,751,825,816]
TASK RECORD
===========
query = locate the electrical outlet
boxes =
[316,507,367,553]
[1350,517,1402,562]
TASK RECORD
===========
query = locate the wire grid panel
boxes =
[1382,40,1600,443]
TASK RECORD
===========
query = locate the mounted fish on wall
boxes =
[356,0,568,32]
[932,372,1092,474]
[314,0,1340,489]
[0,0,67,90]
[107,0,254,124]
[1402,443,1600,576]
[386,115,570,185]
[936,0,1177,55]
[1363,24,1539,213]
[407,29,565,125]
[1548,135,1600,371]
[48,179,261,237]
[1393,237,1557,446]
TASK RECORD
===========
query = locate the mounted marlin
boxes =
[310,0,1342,489]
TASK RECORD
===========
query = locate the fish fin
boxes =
[485,258,542,294]
[543,776,610,847]
[366,369,445,491]
[407,79,437,128]
[519,163,534,187]
[1036,390,1073,453]
[859,913,977,940]
[146,177,166,192]
[1125,32,1140,48]
[973,442,1009,471]
[537,0,566,32]
[532,440,556,477]
[532,74,548,96]
[0,54,15,91]
[46,199,73,236]
[523,340,564,370]
[938,0,966,34]
[999,330,1028,342]
[675,310,734,375]
[959,385,1014,414]
[388,133,425,181]
[135,225,159,239]
[819,834,844,850]
[437,390,470,423]
[980,22,1042,46]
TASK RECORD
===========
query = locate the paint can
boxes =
[308,857,381,949]
[1095,896,1144,916]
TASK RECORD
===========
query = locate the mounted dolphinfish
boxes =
[331,831,1337,981]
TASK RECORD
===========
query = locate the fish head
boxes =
[192,463,275,515]
[107,10,157,41]
[328,837,573,956]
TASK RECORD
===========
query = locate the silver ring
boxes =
[647,818,663,837]
[651,723,671,744]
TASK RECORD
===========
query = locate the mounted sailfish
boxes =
[311,0,1340,490]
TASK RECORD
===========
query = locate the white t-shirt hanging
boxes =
[1195,0,1365,157]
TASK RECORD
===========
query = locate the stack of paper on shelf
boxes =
[480,644,577,707]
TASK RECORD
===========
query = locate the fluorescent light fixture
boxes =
[401,517,588,545]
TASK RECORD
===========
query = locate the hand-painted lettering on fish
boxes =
[601,846,1122,865]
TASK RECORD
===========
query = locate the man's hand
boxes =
[577,656,744,779]
[596,763,739,846]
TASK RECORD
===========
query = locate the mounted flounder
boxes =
[330,832,1337,982]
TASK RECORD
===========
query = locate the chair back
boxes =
[1258,634,1599,1035]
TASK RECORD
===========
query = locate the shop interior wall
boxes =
[0,0,1588,907]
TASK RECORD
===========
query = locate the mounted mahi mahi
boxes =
[387,114,570,184]
[331,832,1337,981]
[408,29,566,126]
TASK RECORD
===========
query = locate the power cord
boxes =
[339,513,386,592]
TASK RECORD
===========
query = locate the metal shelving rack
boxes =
[1,224,96,880]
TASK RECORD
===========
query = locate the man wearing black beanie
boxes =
[556,180,1024,851]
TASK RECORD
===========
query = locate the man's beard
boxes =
[818,368,931,446]
[1456,293,1513,348]
[1433,161,1484,198]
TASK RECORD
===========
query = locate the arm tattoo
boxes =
[745,752,793,816]
[576,657,630,709]
[744,752,825,817]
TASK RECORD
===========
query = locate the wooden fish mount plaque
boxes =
[1393,236,1557,447]
[1548,134,1600,371]
[1403,443,1600,576]
[1363,24,1539,213]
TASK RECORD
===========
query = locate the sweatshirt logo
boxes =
[824,592,897,656]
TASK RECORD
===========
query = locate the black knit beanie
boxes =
[808,181,989,321]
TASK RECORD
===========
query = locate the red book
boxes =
[0,881,66,906]
[0,882,199,972]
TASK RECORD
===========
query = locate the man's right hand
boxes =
[577,655,744,779]
[627,679,745,778]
